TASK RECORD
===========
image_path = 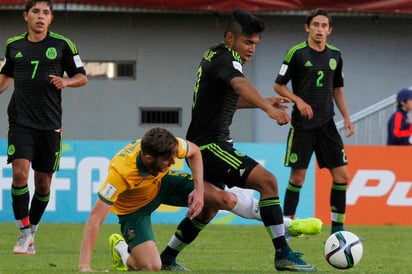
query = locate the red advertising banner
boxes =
[315,146,412,225]
[1,0,412,14]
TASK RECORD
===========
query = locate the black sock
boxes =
[331,182,347,230]
[29,191,50,225]
[160,217,206,264]
[11,185,30,223]
[283,182,302,217]
[259,197,288,253]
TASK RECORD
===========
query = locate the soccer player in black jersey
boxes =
[274,9,354,235]
[0,0,87,254]
[159,9,317,272]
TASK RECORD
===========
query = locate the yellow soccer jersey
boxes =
[98,137,189,215]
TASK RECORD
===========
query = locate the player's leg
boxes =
[226,186,322,237]
[159,172,217,270]
[8,125,35,254]
[329,165,349,233]
[27,129,61,254]
[284,168,307,219]
[10,159,33,254]
[245,165,316,272]
[318,120,350,234]
[283,128,314,222]
[113,209,163,271]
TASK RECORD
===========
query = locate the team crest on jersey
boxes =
[7,144,15,156]
[329,58,337,70]
[46,47,57,60]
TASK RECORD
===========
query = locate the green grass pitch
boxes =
[0,222,410,273]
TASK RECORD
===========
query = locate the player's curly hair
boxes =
[25,0,54,13]
[141,127,178,158]
[224,8,265,37]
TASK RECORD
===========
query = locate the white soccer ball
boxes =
[324,231,363,269]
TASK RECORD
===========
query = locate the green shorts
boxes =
[117,170,194,249]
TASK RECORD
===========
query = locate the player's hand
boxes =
[296,99,313,119]
[267,96,291,111]
[186,189,204,219]
[49,74,68,89]
[267,107,290,125]
[79,266,109,272]
[344,119,355,137]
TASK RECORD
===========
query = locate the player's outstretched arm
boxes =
[232,77,290,125]
[185,141,205,219]
[79,199,111,272]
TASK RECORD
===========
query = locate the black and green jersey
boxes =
[186,43,244,145]
[1,31,86,130]
[275,41,344,129]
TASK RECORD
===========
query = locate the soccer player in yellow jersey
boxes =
[79,127,241,271]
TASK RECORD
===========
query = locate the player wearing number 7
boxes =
[274,9,354,235]
[0,0,87,254]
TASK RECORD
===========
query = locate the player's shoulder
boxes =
[5,32,27,46]
[49,31,79,54]
[176,137,189,157]
[283,41,308,62]
[326,43,341,52]
[216,43,242,62]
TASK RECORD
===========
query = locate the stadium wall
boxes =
[0,140,411,225]
[0,11,412,144]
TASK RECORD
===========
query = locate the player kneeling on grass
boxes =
[78,127,321,272]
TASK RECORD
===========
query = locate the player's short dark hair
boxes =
[305,9,331,26]
[141,127,178,158]
[25,0,54,13]
[224,8,265,37]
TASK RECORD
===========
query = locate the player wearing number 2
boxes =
[274,9,354,234]
[0,0,87,254]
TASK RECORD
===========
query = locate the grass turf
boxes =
[0,222,410,273]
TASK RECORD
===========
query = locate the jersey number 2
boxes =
[316,70,324,87]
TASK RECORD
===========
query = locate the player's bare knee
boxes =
[220,191,237,210]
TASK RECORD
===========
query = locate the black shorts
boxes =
[199,141,259,189]
[284,119,348,169]
[7,124,62,172]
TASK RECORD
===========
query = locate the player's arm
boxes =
[185,141,205,219]
[231,76,290,125]
[0,74,12,94]
[238,95,290,111]
[49,72,88,90]
[274,82,313,119]
[333,87,354,137]
[79,199,111,272]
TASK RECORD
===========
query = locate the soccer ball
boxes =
[324,231,363,269]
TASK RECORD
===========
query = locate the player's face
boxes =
[306,15,332,45]
[145,149,177,174]
[24,2,53,35]
[229,33,261,63]
[154,153,176,172]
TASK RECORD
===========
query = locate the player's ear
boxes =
[304,24,310,32]
[225,32,234,46]
[328,27,333,35]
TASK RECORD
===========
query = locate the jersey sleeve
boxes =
[62,39,86,77]
[275,49,294,85]
[214,51,244,84]
[333,54,344,88]
[176,137,189,159]
[98,167,128,205]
